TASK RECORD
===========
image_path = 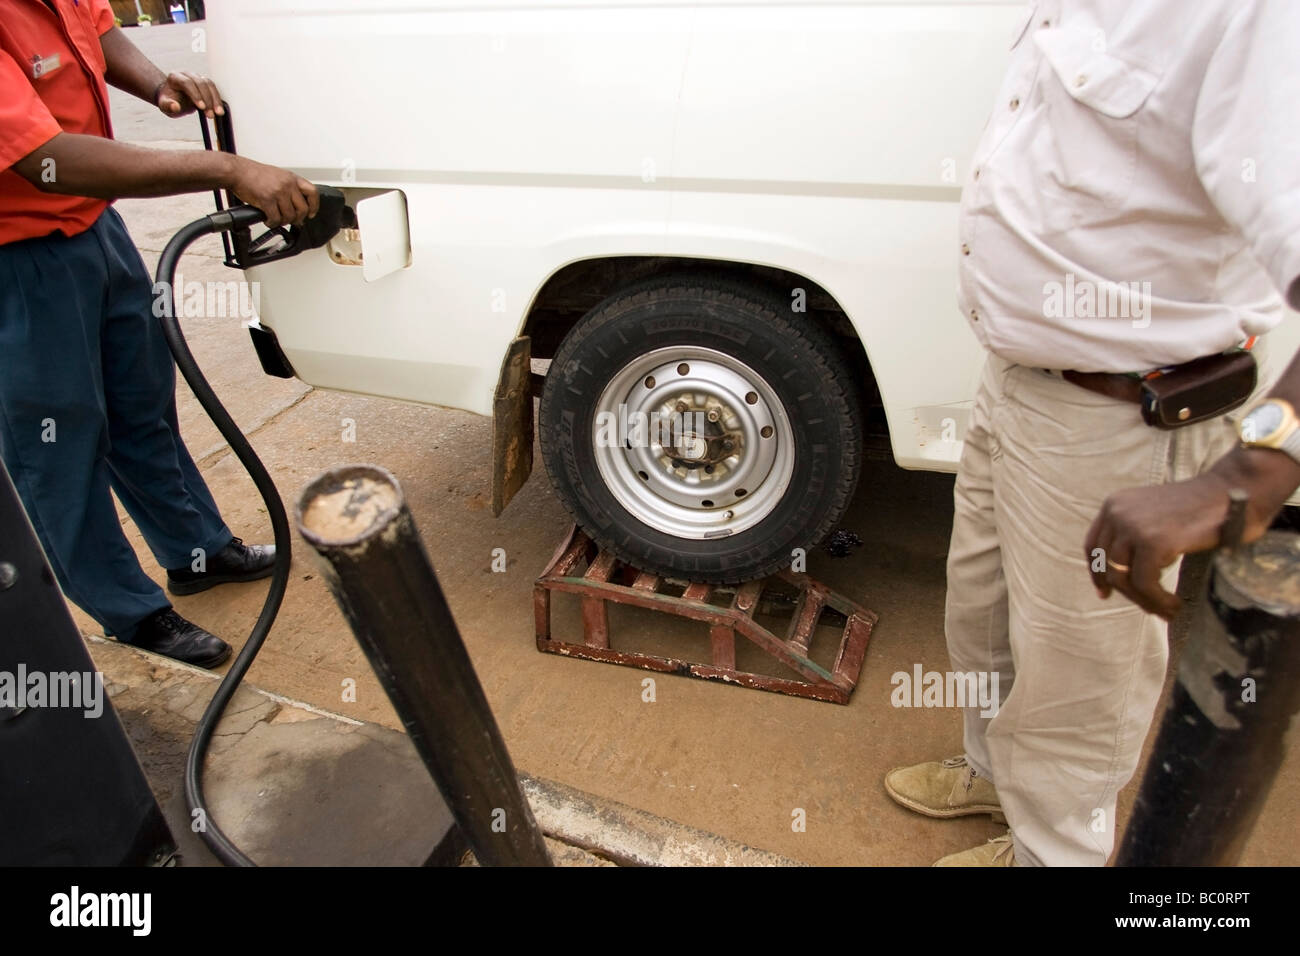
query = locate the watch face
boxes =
[1243,403,1284,442]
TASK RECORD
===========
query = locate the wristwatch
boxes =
[1238,398,1300,465]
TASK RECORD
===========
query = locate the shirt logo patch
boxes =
[31,52,62,80]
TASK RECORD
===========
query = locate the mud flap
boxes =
[492,336,534,516]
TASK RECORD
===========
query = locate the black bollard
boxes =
[1116,528,1300,866]
[296,465,552,867]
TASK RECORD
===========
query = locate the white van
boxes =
[207,1,1300,581]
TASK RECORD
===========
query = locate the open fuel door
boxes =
[355,190,412,283]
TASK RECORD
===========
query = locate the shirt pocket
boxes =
[1031,26,1161,227]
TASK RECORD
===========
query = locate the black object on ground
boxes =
[0,461,175,866]
[822,529,864,558]
[298,465,552,867]
[1116,528,1300,865]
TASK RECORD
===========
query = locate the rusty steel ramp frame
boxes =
[533,526,878,704]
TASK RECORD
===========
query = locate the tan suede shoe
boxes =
[933,832,1016,867]
[884,755,1005,821]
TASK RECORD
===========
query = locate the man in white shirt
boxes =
[884,0,1300,865]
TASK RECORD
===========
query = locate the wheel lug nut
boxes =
[706,409,720,422]
[675,401,688,414]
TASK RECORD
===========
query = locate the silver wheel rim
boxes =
[592,346,795,539]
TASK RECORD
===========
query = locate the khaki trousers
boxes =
[946,354,1251,866]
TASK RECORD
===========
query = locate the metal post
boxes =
[296,465,552,867]
[1116,528,1300,865]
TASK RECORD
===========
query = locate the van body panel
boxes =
[208,0,1300,479]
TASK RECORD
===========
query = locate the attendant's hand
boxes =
[228,158,319,229]
[157,71,224,120]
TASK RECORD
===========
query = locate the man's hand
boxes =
[227,158,320,229]
[156,71,224,119]
[1085,474,1236,620]
[1085,447,1300,620]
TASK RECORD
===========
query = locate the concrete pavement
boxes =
[70,22,1300,866]
[90,635,793,866]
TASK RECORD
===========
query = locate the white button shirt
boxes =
[958,0,1300,373]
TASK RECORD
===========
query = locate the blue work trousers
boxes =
[0,208,232,638]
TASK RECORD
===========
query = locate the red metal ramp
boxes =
[534,526,877,704]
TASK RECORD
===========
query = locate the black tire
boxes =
[539,275,862,582]
[1273,504,1300,533]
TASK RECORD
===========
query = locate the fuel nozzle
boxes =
[214,184,356,268]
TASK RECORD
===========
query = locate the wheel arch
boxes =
[491,255,884,515]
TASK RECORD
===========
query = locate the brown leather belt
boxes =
[1052,348,1259,428]
[1060,369,1144,404]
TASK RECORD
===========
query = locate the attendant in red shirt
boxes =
[1,1,317,666]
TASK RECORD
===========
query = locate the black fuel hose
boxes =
[156,205,286,867]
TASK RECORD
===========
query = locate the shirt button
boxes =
[961,243,971,256]
[1009,96,1020,110]
[970,309,980,322]
[973,167,981,181]
[1075,74,1087,88]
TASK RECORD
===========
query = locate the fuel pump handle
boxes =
[225,184,356,268]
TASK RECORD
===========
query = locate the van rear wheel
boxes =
[539,276,862,582]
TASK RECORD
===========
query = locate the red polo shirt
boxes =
[0,0,117,244]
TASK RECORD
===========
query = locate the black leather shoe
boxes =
[166,537,276,596]
[122,608,231,669]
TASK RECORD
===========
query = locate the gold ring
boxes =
[1108,560,1131,573]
